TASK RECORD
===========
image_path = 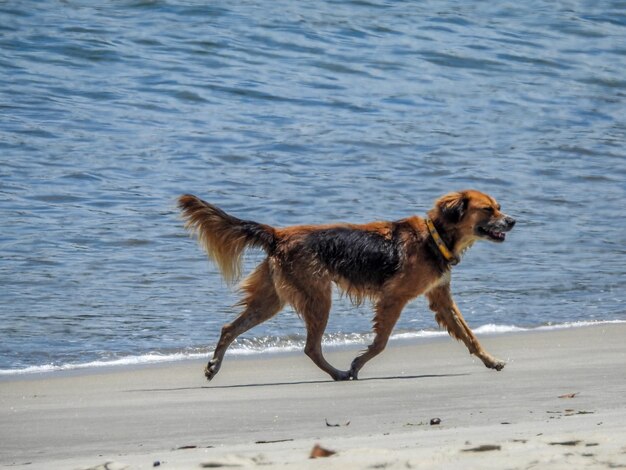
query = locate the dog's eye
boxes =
[482,207,495,214]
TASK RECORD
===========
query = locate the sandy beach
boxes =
[2,323,626,469]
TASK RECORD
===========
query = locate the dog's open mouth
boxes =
[477,227,507,242]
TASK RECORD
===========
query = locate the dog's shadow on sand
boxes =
[129,373,469,393]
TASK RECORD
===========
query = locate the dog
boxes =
[178,190,515,381]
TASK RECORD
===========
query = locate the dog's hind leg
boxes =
[295,288,350,381]
[349,297,408,380]
[303,309,351,381]
[206,260,283,381]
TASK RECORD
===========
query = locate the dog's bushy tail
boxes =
[178,194,277,284]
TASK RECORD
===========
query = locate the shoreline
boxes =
[2,319,624,380]
[2,323,626,469]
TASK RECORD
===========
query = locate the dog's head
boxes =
[429,190,515,251]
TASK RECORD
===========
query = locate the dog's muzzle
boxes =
[477,215,516,242]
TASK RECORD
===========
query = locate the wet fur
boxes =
[178,190,515,381]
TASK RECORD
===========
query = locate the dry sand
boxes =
[2,323,626,469]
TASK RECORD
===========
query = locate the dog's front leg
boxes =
[426,283,505,371]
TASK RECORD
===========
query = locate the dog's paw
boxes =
[347,366,360,380]
[332,370,352,381]
[480,353,506,371]
[486,360,505,371]
[204,359,221,381]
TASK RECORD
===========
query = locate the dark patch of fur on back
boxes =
[304,227,401,287]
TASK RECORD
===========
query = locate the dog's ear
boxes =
[437,192,468,223]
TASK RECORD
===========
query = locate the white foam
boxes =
[534,319,626,331]
[0,352,207,376]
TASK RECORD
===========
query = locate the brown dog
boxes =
[178,190,515,381]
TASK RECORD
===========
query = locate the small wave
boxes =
[1,320,624,376]
[0,352,207,376]
[535,319,626,331]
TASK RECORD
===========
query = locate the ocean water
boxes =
[1,0,625,375]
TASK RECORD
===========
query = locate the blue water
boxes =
[1,0,625,374]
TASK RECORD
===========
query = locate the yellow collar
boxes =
[426,218,459,266]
